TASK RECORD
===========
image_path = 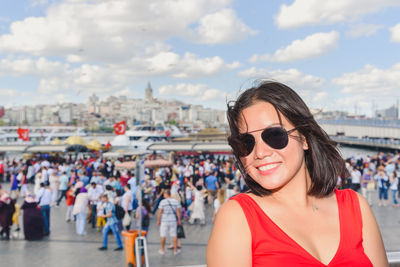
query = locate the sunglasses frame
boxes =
[234,126,298,157]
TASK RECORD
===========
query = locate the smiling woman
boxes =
[206,81,388,267]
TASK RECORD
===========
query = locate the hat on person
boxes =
[25,194,36,203]
[0,193,10,203]
[80,187,87,193]
[76,181,84,188]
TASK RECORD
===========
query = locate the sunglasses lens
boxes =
[262,127,288,149]
[237,134,255,157]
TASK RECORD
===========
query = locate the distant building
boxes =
[376,105,399,119]
[145,82,154,102]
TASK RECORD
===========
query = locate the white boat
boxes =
[110,124,187,150]
[125,124,187,142]
[0,126,86,145]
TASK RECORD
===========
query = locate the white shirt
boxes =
[36,187,52,206]
[351,169,361,184]
[88,185,103,205]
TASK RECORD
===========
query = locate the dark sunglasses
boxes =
[231,126,297,157]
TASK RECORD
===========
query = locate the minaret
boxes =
[145,82,153,102]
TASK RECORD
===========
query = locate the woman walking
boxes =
[72,187,89,235]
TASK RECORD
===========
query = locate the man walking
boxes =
[98,194,123,251]
[157,189,181,255]
[205,171,219,204]
[36,181,52,235]
[88,182,103,228]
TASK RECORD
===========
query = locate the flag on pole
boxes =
[17,128,29,141]
[113,121,126,135]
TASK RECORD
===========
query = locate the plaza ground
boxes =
[1,187,400,267]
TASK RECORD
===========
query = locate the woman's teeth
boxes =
[258,163,279,171]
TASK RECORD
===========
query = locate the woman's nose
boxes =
[253,135,273,159]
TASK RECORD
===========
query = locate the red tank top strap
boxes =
[335,189,363,245]
[230,193,260,245]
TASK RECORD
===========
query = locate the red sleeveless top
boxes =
[231,189,373,266]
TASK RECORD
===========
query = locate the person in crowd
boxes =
[34,172,42,195]
[152,177,171,214]
[207,81,388,266]
[98,194,123,251]
[205,171,219,204]
[88,182,103,229]
[157,189,181,255]
[186,182,205,225]
[57,171,69,206]
[375,166,389,207]
[19,169,29,198]
[96,198,106,231]
[0,192,15,240]
[350,165,362,192]
[389,170,399,208]
[121,184,133,230]
[9,170,19,199]
[361,168,375,205]
[49,171,59,206]
[185,183,193,217]
[65,186,75,222]
[11,199,21,236]
[21,194,44,241]
[36,181,52,236]
[73,187,89,235]
[136,198,151,235]
[213,188,226,221]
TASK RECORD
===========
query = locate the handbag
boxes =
[177,224,185,239]
[366,181,375,190]
[122,212,131,227]
[167,200,185,239]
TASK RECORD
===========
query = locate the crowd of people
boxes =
[345,151,400,207]
[0,152,243,252]
[0,150,399,252]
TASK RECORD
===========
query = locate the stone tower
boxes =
[145,81,153,102]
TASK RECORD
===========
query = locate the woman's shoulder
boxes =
[215,196,249,224]
[207,196,252,266]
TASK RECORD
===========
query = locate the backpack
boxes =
[115,204,125,220]
[142,211,150,227]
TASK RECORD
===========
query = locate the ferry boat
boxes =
[0,126,86,145]
[124,124,187,142]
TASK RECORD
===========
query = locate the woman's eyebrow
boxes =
[244,123,282,134]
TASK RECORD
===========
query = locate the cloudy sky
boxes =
[1,0,400,116]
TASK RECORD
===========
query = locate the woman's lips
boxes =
[257,163,280,175]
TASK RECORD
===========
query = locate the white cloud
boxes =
[0,89,17,97]
[238,67,325,89]
[346,24,384,38]
[0,57,68,77]
[159,83,227,101]
[0,0,251,62]
[275,0,400,29]
[333,63,400,98]
[193,9,257,44]
[332,63,400,114]
[249,31,339,63]
[390,23,400,42]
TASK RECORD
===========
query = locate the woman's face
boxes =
[239,101,308,192]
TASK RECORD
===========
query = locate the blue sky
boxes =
[1,0,400,116]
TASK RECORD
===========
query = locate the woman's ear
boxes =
[302,136,308,150]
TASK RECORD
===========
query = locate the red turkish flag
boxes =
[165,130,171,137]
[113,121,126,135]
[17,128,29,141]
[105,141,111,149]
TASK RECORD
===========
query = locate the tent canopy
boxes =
[65,135,86,146]
[87,139,102,151]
